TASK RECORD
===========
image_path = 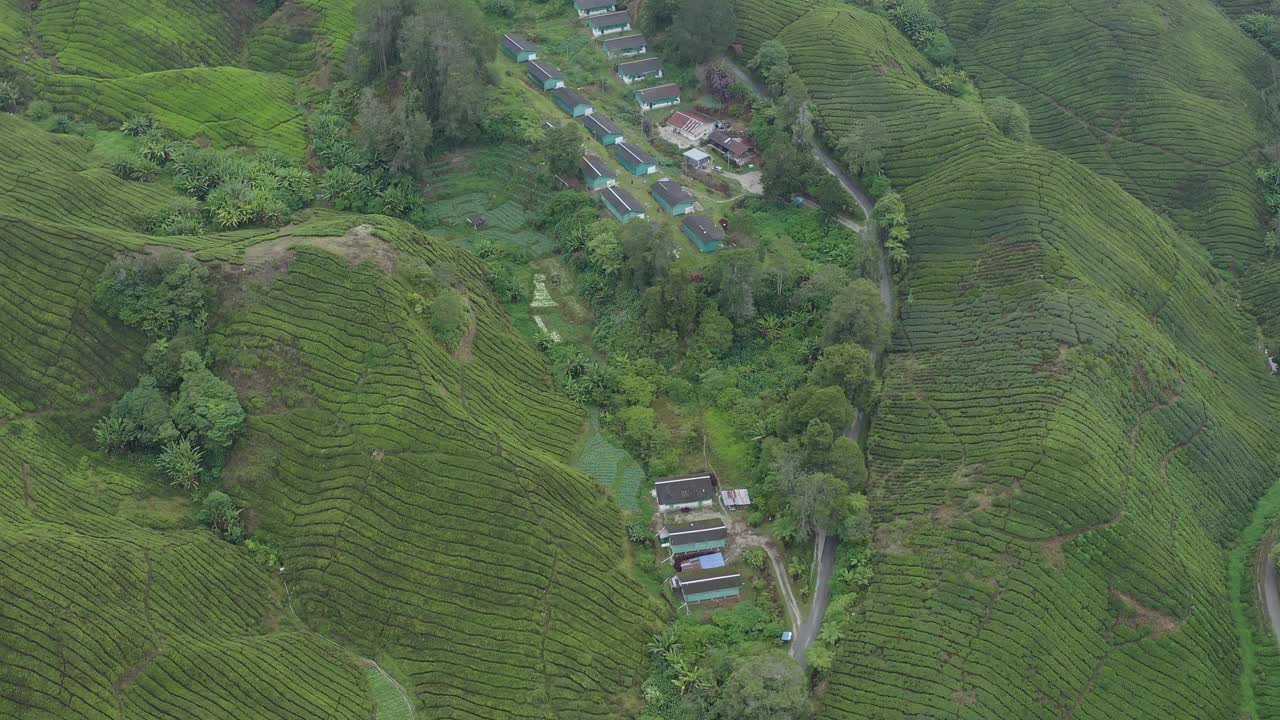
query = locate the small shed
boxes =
[652,472,717,512]
[720,488,752,510]
[575,0,617,17]
[602,34,648,58]
[659,518,728,556]
[580,153,616,191]
[589,10,633,37]
[665,109,715,142]
[500,34,538,62]
[580,113,624,146]
[671,568,743,605]
[637,83,681,112]
[600,186,646,224]
[650,179,695,216]
[552,87,594,117]
[527,60,565,90]
[683,148,711,170]
[466,214,486,230]
[612,142,657,176]
[617,57,663,85]
[681,215,725,252]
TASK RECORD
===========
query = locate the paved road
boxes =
[723,57,895,668]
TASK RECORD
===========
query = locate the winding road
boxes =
[721,57,893,668]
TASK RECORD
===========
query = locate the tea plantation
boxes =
[736,0,1280,717]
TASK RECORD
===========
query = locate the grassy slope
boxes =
[736,2,1280,718]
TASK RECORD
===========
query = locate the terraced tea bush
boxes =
[734,1,1280,717]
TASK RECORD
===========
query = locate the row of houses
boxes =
[652,473,753,606]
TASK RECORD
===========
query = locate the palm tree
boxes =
[757,314,785,340]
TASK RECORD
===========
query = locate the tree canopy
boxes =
[671,0,738,64]
[713,652,811,720]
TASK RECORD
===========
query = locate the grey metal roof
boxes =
[651,179,693,207]
[637,83,681,102]
[589,11,632,28]
[682,215,725,243]
[603,34,648,51]
[676,568,742,596]
[579,113,622,138]
[552,87,590,108]
[614,142,655,167]
[527,60,563,83]
[502,34,534,54]
[576,0,617,9]
[663,519,727,546]
[602,186,644,215]
[653,472,715,505]
[618,57,662,76]
[581,153,613,181]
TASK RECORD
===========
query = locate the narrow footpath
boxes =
[721,56,894,669]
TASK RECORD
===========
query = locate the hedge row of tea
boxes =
[735,1,1280,717]
[216,225,656,719]
[930,0,1273,267]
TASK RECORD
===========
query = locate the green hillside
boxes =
[735,1,1280,717]
[931,0,1277,267]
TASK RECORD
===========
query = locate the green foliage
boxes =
[1242,13,1280,57]
[742,546,767,570]
[984,97,1032,142]
[355,86,434,176]
[171,352,245,450]
[24,99,52,121]
[837,117,887,177]
[93,414,136,453]
[621,222,675,291]
[94,252,209,338]
[750,40,793,95]
[783,385,854,438]
[111,374,180,446]
[713,652,810,720]
[429,288,470,351]
[925,66,969,95]
[158,437,203,490]
[0,78,20,111]
[811,343,873,406]
[823,279,888,350]
[671,0,738,63]
[120,114,159,136]
[321,165,373,211]
[542,122,585,182]
[197,490,244,542]
[626,519,653,545]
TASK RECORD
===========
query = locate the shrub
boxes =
[321,166,371,210]
[205,180,259,229]
[49,114,74,134]
[197,491,244,542]
[110,156,161,182]
[120,114,159,136]
[626,520,653,545]
[24,99,52,120]
[94,252,209,338]
[984,97,1032,142]
[93,415,136,453]
[742,547,767,570]
[0,79,21,111]
[159,438,204,490]
[926,67,969,96]
[430,289,470,351]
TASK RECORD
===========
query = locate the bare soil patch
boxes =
[1112,590,1181,638]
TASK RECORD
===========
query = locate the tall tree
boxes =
[714,250,759,328]
[823,279,888,350]
[838,116,887,177]
[542,122,585,182]
[355,87,434,176]
[399,0,495,145]
[714,652,811,720]
[671,0,738,64]
[750,40,792,95]
[350,0,412,81]
[620,223,674,291]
